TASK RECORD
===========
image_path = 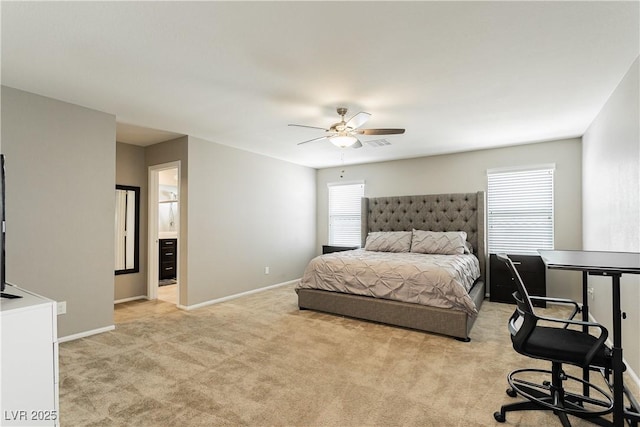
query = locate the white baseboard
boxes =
[179,279,299,311]
[67,281,297,341]
[114,295,147,304]
[58,325,115,343]
[587,311,640,391]
[627,364,640,392]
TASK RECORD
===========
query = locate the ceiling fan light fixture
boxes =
[330,134,358,148]
[290,107,405,148]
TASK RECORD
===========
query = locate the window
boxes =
[328,182,365,246]
[487,165,554,255]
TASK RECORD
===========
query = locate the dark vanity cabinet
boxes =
[489,253,546,307]
[159,238,177,280]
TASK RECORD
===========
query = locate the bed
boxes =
[296,192,486,341]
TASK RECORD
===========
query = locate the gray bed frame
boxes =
[298,191,486,341]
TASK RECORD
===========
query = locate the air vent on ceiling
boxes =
[365,139,391,148]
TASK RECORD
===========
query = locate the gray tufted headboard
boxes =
[361,192,486,283]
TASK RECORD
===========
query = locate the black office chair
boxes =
[493,253,616,427]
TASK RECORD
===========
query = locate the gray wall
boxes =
[1,86,115,338]
[316,138,584,300]
[187,136,316,306]
[115,142,148,301]
[583,57,639,376]
[146,136,189,305]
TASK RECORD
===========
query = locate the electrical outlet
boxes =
[587,287,594,301]
[264,266,270,275]
[57,301,67,315]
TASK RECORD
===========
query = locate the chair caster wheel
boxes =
[494,411,506,423]
[506,388,517,398]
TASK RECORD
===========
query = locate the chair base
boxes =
[494,367,614,426]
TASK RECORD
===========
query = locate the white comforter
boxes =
[296,249,480,317]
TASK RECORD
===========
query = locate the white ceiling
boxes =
[2,2,638,169]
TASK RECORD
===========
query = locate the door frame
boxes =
[147,161,181,303]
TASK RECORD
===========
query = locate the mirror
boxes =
[115,185,140,275]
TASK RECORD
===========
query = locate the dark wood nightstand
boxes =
[322,245,359,254]
[489,253,546,307]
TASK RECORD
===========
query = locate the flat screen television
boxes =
[1,153,5,292]
[1,154,20,298]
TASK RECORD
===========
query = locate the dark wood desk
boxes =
[538,250,640,427]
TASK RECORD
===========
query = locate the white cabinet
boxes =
[0,285,59,426]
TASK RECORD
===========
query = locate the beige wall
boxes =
[146,136,189,305]
[187,136,316,306]
[1,86,115,338]
[118,134,316,308]
[316,138,583,300]
[115,142,148,301]
[583,57,639,376]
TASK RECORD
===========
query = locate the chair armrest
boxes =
[536,315,609,366]
[530,296,581,323]
[530,296,579,306]
[536,314,601,330]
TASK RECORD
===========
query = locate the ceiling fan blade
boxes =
[357,128,405,135]
[288,124,329,131]
[351,140,363,149]
[297,135,329,146]
[345,112,371,129]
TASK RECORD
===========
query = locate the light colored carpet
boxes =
[59,284,635,426]
[157,284,177,305]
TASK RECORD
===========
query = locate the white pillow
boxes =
[365,231,412,253]
[411,230,468,255]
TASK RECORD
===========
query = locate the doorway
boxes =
[148,161,180,305]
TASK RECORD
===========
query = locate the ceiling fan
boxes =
[289,107,405,148]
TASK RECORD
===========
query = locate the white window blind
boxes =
[487,166,554,255]
[328,182,364,246]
